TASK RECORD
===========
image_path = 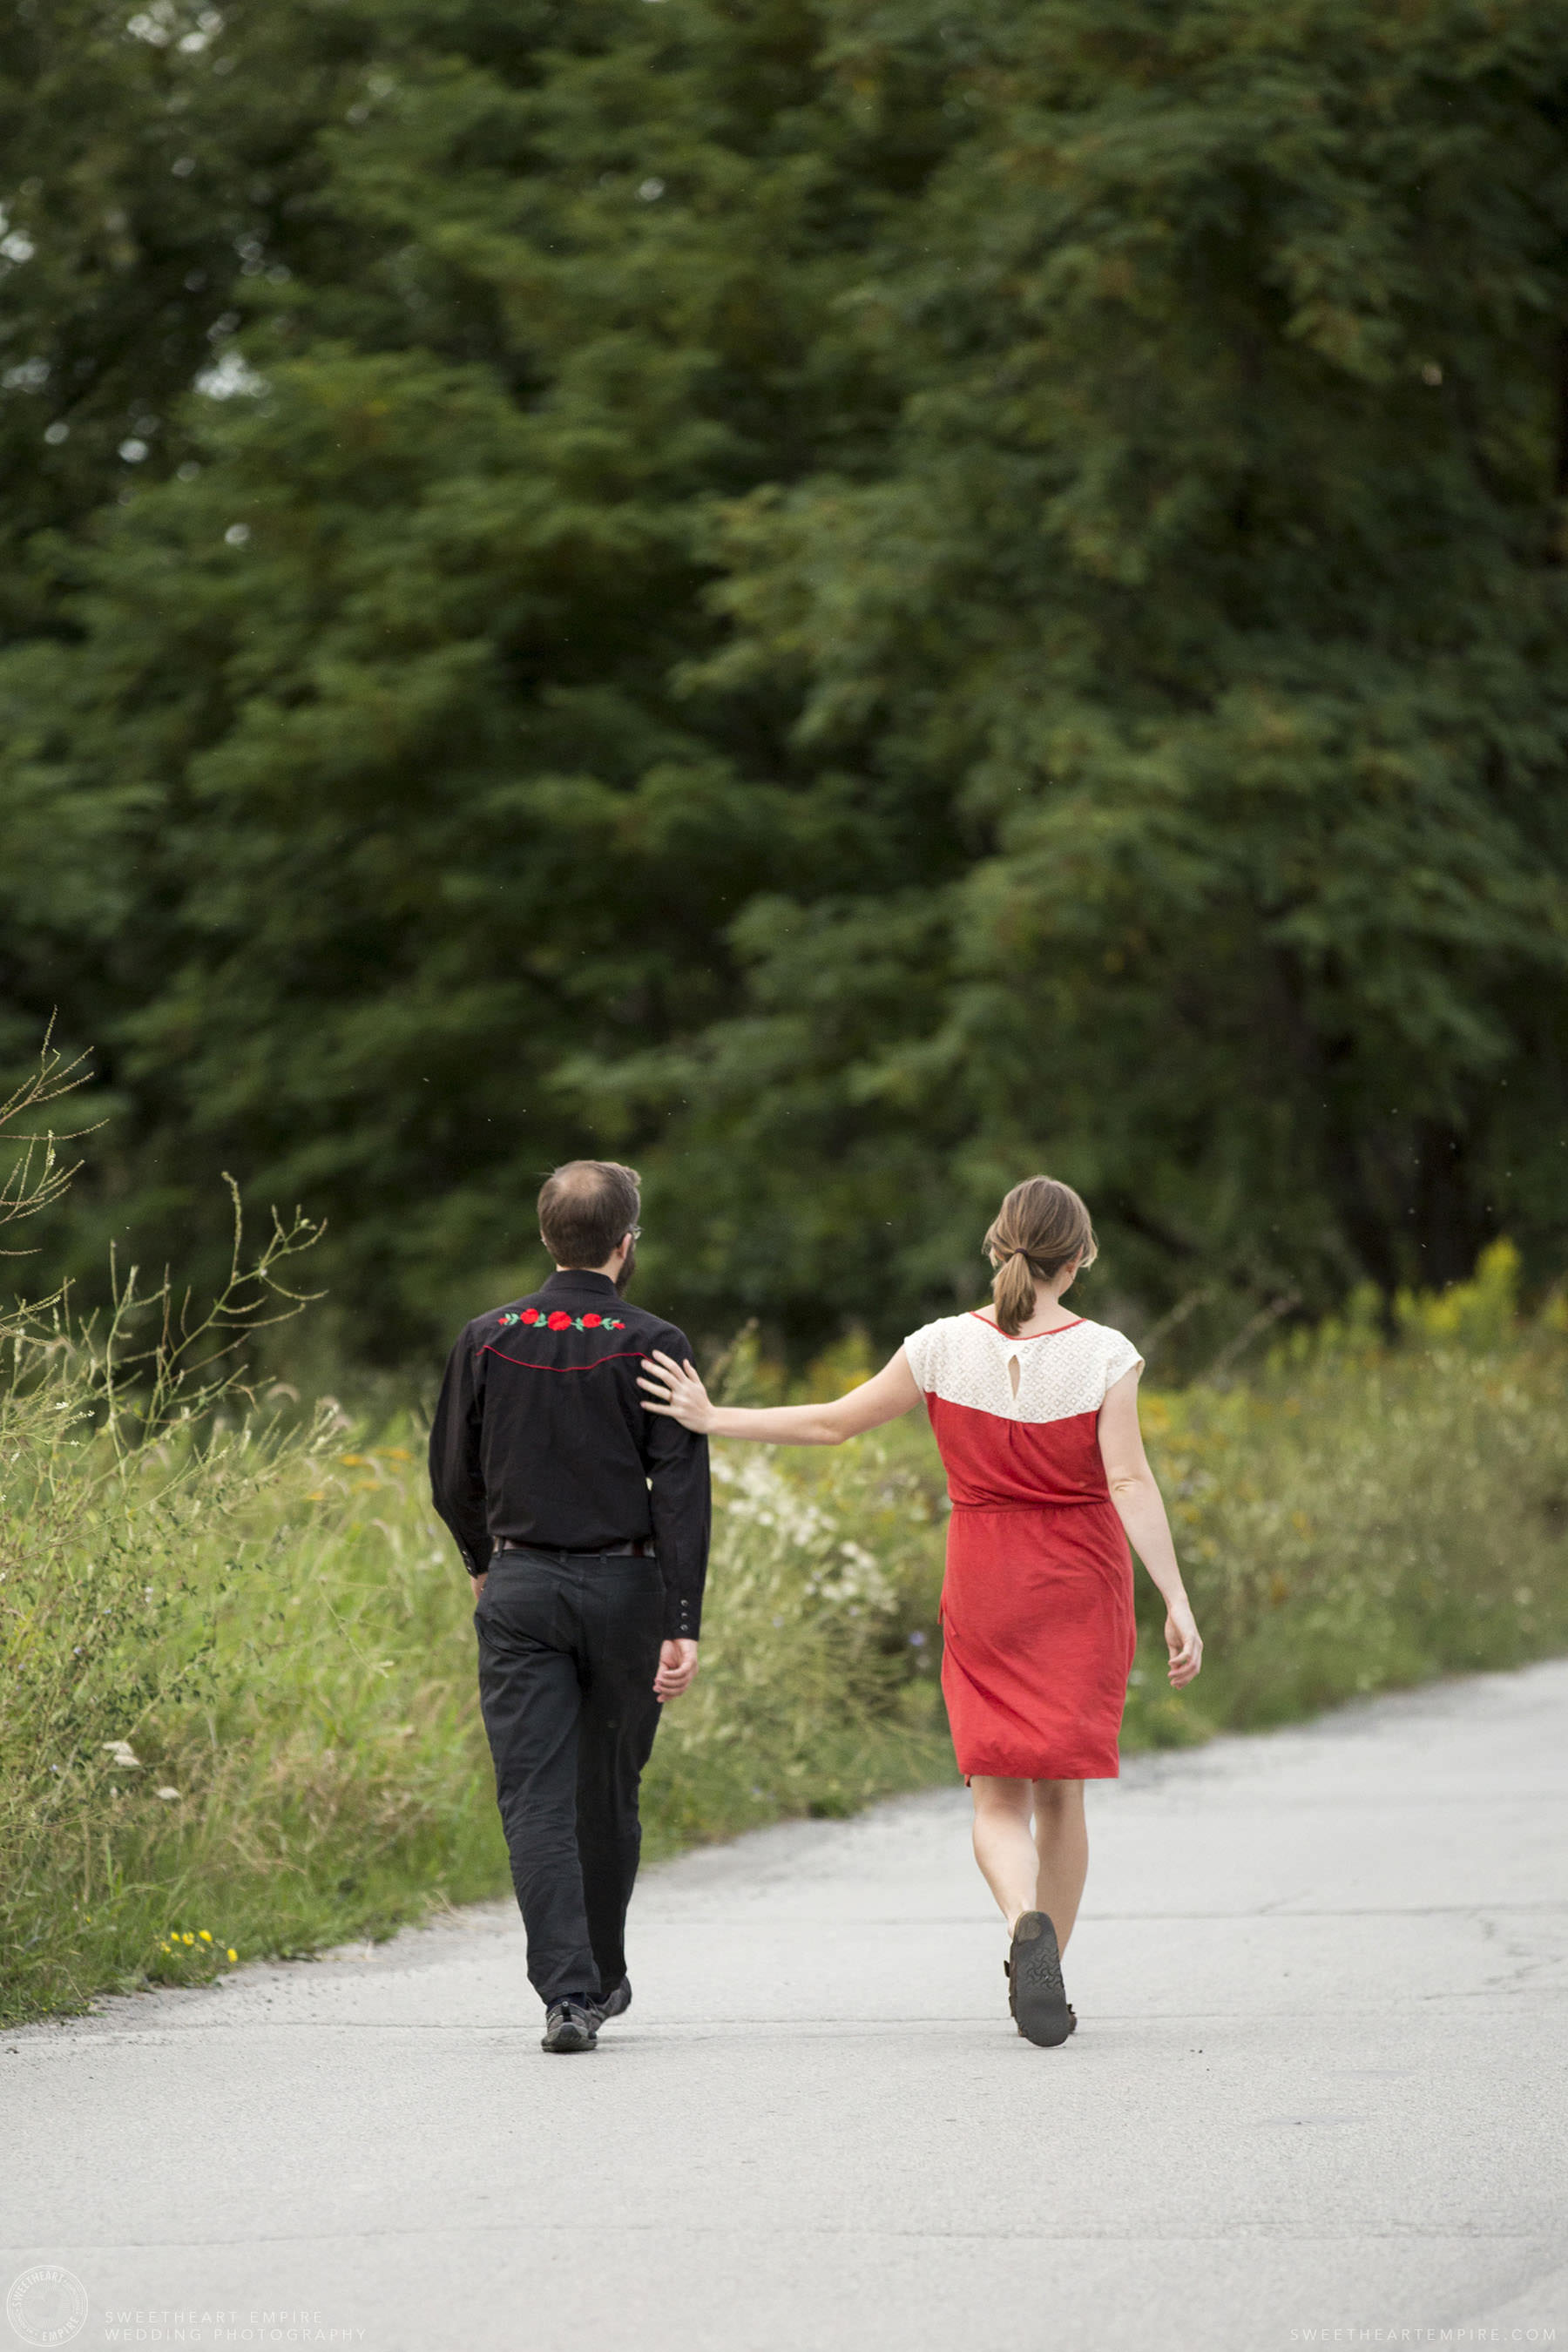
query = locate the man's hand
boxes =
[470,1570,487,1604]
[654,1638,700,1702]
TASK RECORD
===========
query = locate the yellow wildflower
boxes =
[199,1930,213,1943]
[226,1948,238,1963]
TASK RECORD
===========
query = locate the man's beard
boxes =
[614,1237,637,1294]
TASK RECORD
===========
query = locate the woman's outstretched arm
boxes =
[1097,1366,1204,1689]
[639,1347,923,1445]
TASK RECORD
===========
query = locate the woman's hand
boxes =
[1165,1596,1203,1688]
[639,1349,716,1433]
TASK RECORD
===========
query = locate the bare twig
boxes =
[3,1031,326,1477]
[1201,1293,1301,1387]
[0,1020,105,1254]
[1137,1285,1218,1369]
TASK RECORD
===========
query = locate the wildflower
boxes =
[156,1786,181,1801]
[199,1930,213,1943]
[182,1932,194,1945]
[226,1947,238,1962]
[103,1740,142,1768]
[340,1453,368,1467]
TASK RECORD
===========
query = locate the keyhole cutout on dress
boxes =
[1008,1353,1021,1400]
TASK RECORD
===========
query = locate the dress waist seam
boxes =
[948,1496,1112,1512]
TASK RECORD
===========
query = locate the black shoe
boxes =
[1004,1959,1077,2038]
[596,1977,632,2024]
[541,1998,600,2053]
[1008,1911,1073,2048]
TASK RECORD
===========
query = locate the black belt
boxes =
[494,1538,655,1559]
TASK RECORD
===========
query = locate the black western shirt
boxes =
[428,1269,710,1641]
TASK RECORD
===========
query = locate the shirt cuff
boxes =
[664,1592,700,1641]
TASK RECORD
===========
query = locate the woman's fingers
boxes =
[639,1371,689,1416]
[1164,1610,1202,1686]
[639,1354,711,1431]
[1167,1633,1202,1686]
[639,1354,684,1412]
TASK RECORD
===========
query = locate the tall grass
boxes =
[3,1227,1566,2026]
[0,1321,950,2024]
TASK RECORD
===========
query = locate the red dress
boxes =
[902,1312,1144,1781]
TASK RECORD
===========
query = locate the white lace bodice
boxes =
[902,1312,1142,1425]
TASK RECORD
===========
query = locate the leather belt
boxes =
[494,1538,655,1559]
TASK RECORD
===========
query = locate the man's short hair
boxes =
[537,1159,641,1269]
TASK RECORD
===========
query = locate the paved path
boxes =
[5,1663,1568,2352]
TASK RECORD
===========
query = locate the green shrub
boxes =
[1127,1243,1568,1740]
[0,1342,949,2025]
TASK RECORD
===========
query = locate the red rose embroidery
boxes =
[521,1308,540,1325]
[582,1313,603,1328]
[546,1310,572,1330]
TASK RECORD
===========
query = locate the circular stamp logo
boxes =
[5,2266,88,2348]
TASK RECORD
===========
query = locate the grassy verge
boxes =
[0,1366,950,2025]
[3,1247,1565,2026]
[1127,1247,1568,1742]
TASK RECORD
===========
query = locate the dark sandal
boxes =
[1004,1957,1077,2038]
[1007,1911,1073,2046]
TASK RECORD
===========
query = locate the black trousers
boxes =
[474,1548,665,2009]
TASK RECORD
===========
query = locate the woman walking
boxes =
[639,1176,1201,2046]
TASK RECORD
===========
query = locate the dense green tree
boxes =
[3,0,1566,1362]
[1,0,957,1348]
[640,0,1568,1333]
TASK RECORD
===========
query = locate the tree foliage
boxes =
[3,0,1567,1360]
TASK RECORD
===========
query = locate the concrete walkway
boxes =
[5,1661,1567,2352]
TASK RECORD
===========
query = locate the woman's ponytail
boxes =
[983,1177,1098,1337]
[990,1249,1038,1335]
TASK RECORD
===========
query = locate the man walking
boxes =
[429,1160,709,2052]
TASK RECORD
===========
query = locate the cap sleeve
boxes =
[902,1320,943,1393]
[1101,1328,1144,1398]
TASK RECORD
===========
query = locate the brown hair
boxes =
[983,1175,1098,1336]
[537,1159,641,1269]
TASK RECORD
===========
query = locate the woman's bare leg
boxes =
[970,1777,1038,1930]
[1031,1778,1088,1950]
